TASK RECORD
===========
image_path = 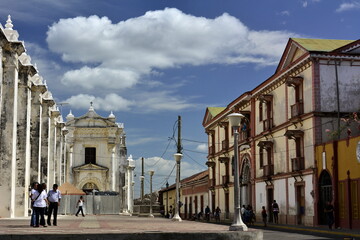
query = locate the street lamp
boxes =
[148,170,155,218]
[228,113,248,231]
[172,153,183,221]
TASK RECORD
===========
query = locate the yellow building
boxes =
[159,183,176,217]
[203,38,360,227]
[316,135,360,229]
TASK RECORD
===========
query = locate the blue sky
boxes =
[2,0,360,197]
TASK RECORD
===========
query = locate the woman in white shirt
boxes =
[30,182,39,227]
[32,183,48,227]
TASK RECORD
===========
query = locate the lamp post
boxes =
[228,113,248,231]
[172,153,183,221]
[149,170,155,218]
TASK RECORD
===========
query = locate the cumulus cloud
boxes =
[134,90,198,112]
[196,143,208,152]
[61,66,139,90]
[47,8,297,92]
[65,93,134,111]
[336,2,360,12]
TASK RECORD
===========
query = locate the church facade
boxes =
[65,106,127,195]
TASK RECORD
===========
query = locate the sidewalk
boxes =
[0,215,262,240]
[254,222,360,239]
[207,218,360,239]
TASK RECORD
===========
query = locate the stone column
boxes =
[127,155,135,214]
[49,106,60,186]
[68,145,74,184]
[40,91,54,186]
[62,127,68,183]
[57,121,65,184]
[17,55,36,217]
[0,42,22,218]
[119,134,127,211]
[9,52,19,218]
[111,147,116,191]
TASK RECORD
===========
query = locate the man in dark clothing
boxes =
[272,200,279,224]
[324,201,334,229]
[47,184,61,226]
[205,206,211,222]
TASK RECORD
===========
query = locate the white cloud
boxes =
[336,2,360,12]
[47,8,298,92]
[134,90,199,112]
[65,93,134,111]
[280,10,290,16]
[61,66,139,90]
[302,1,308,7]
[196,143,208,152]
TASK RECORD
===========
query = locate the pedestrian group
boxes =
[30,182,86,227]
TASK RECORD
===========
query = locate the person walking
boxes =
[32,183,48,227]
[214,206,221,222]
[272,200,279,224]
[169,205,173,218]
[47,184,61,226]
[241,205,246,221]
[75,196,85,217]
[30,182,39,227]
[324,201,335,229]
[261,206,268,227]
[205,206,211,222]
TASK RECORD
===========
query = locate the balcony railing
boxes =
[291,157,305,172]
[263,118,273,131]
[239,129,250,142]
[263,164,274,177]
[222,140,229,151]
[291,101,304,118]
[208,145,215,156]
[222,175,229,185]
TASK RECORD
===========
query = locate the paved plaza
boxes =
[0,215,261,240]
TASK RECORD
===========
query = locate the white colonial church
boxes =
[65,104,127,194]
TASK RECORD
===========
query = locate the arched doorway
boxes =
[318,170,332,225]
[82,182,99,194]
[240,157,252,207]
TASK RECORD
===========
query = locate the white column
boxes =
[112,147,116,191]
[69,146,73,183]
[10,65,19,218]
[53,122,57,185]
[38,104,42,183]
[63,137,67,183]
[24,82,32,216]
[126,155,135,214]
[0,47,3,125]
[59,130,63,184]
[47,115,51,188]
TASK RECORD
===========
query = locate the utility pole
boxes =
[177,115,182,154]
[140,157,144,201]
[177,115,182,216]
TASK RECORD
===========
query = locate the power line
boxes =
[182,148,207,155]
[182,151,207,169]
